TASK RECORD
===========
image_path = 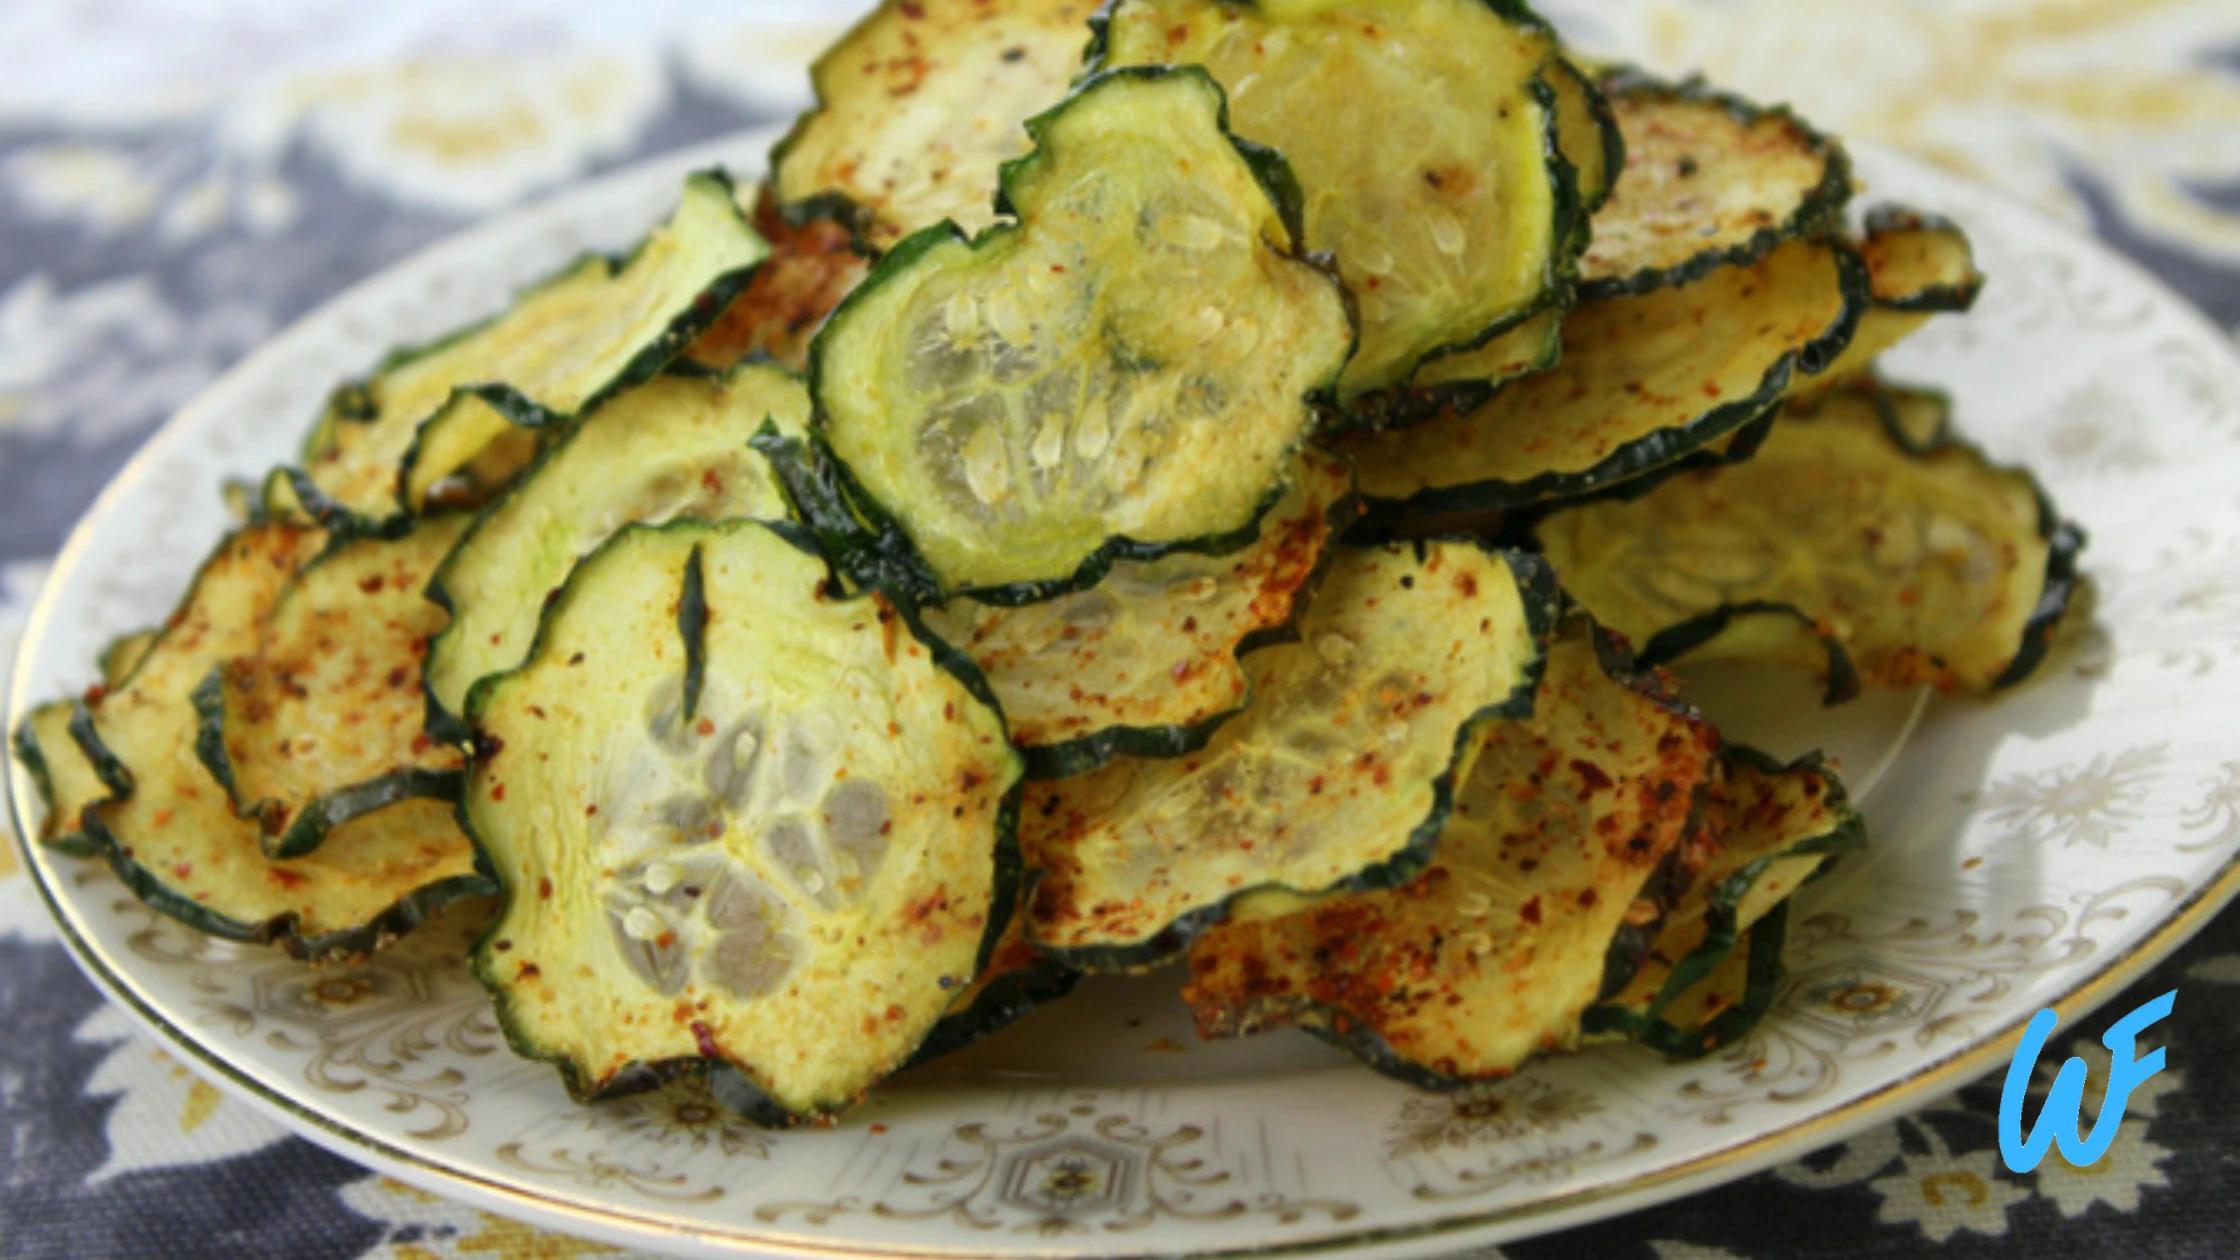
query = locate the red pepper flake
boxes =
[490,783,506,801]
[1519,897,1543,926]
[537,876,554,900]
[585,804,600,817]
[696,717,716,737]
[358,575,385,594]
[173,863,194,879]
[410,732,433,755]
[869,1123,889,1134]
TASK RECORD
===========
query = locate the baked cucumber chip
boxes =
[686,195,870,374]
[1552,57,1625,217]
[1803,207,1985,390]
[196,515,472,860]
[1579,72,1851,299]
[1182,623,1720,1086]
[14,701,110,857]
[909,905,1081,1067]
[14,624,154,853]
[773,0,1102,249]
[302,172,771,519]
[921,449,1353,778]
[1538,382,2083,697]
[424,365,811,734]
[809,67,1353,600]
[1022,541,1557,970]
[1338,235,1869,515]
[75,524,488,958]
[1587,750,1861,1057]
[464,520,1023,1123]
[1387,55,1619,412]
[1097,0,1571,398]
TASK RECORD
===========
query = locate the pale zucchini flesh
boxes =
[73,524,488,957]
[772,0,1102,249]
[809,67,1353,599]
[1021,541,1557,970]
[1337,235,1870,514]
[1586,750,1861,1056]
[424,365,812,732]
[302,172,771,519]
[1537,383,2082,695]
[1800,207,1985,392]
[921,449,1354,777]
[1097,0,1572,398]
[465,520,1023,1123]
[15,702,108,857]
[197,515,473,860]
[1580,71,1852,299]
[1184,624,1721,1085]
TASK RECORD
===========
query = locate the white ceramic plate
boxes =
[12,129,2240,1259]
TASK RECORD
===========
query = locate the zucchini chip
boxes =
[197,515,473,860]
[772,0,1102,249]
[1337,235,1870,515]
[920,449,1354,778]
[1375,58,1616,417]
[76,524,488,958]
[809,68,1353,600]
[14,703,107,857]
[1097,0,1573,398]
[686,197,870,374]
[302,171,771,519]
[1538,383,2084,697]
[464,521,1023,1123]
[1587,750,1861,1057]
[909,906,1081,1066]
[424,365,812,733]
[1579,72,1851,299]
[1181,624,1721,1087]
[1552,57,1625,217]
[1022,541,1558,970]
[1803,207,1985,390]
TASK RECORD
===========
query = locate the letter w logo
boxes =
[1999,990,2176,1174]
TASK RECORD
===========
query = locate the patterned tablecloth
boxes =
[3,2,2238,1257]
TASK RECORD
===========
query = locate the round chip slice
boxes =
[464,520,1023,1124]
[1021,540,1557,970]
[808,67,1354,601]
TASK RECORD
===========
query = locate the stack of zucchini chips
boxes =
[16,0,2081,1124]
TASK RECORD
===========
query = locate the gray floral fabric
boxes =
[3,3,2238,1258]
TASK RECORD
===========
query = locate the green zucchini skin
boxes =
[420,363,811,742]
[300,169,772,523]
[77,684,492,959]
[1340,237,1873,526]
[462,518,1026,1124]
[1599,900,1795,1060]
[12,703,103,858]
[1860,205,1986,315]
[985,456,1358,782]
[906,961,1083,1068]
[1183,614,1722,1089]
[1581,748,1862,1058]
[1548,380,2087,699]
[86,799,493,961]
[190,668,465,861]
[1088,0,1578,404]
[1028,543,1564,975]
[1579,68,1854,302]
[803,65,1353,605]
